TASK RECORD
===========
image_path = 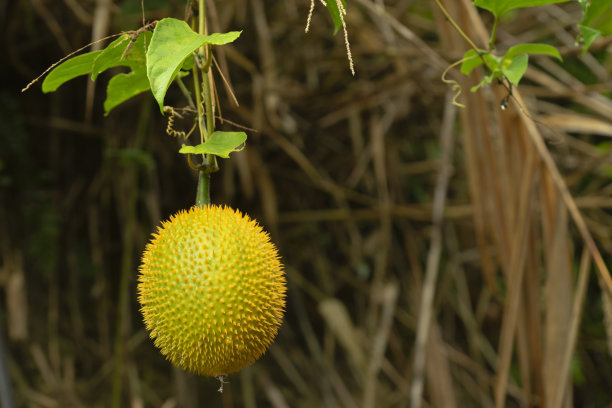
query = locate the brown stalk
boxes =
[542,171,572,407]
[552,249,591,408]
[493,129,539,408]
[512,91,612,295]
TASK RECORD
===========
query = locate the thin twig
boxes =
[212,55,239,107]
[410,89,457,408]
[21,35,119,92]
[21,21,157,93]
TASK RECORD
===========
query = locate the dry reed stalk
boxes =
[410,89,458,408]
[425,322,458,408]
[433,1,612,406]
[493,133,538,408]
[363,283,399,408]
[542,171,572,408]
[434,0,498,292]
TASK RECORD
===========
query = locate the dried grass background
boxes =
[1,0,612,407]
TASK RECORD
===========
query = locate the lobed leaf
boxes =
[146,18,241,112]
[92,31,152,80]
[501,54,528,86]
[92,35,132,80]
[178,131,247,158]
[42,51,102,93]
[103,69,151,115]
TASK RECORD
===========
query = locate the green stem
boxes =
[191,16,206,145]
[433,0,480,52]
[433,0,496,73]
[489,17,499,50]
[202,64,215,139]
[188,0,218,208]
[199,0,205,36]
[196,169,210,207]
[198,0,219,184]
[176,75,196,109]
[198,0,215,147]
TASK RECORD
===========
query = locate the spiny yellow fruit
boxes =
[137,205,286,377]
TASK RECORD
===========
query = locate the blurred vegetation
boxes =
[1,0,612,407]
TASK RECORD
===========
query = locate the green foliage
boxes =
[577,0,612,54]
[323,0,347,34]
[580,0,612,30]
[460,43,561,90]
[473,0,571,18]
[42,51,103,93]
[104,70,150,115]
[473,0,611,56]
[92,32,150,80]
[464,0,610,94]
[40,18,242,116]
[504,43,562,61]
[146,18,241,112]
[501,53,528,86]
[578,24,600,54]
[40,16,246,149]
[41,31,152,114]
[179,131,247,158]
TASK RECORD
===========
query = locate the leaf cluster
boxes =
[460,43,561,91]
[451,0,611,94]
[41,18,245,159]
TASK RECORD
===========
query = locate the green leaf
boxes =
[178,131,247,158]
[501,54,528,86]
[470,70,502,92]
[581,0,612,27]
[42,51,102,93]
[484,53,502,68]
[146,18,241,112]
[504,43,562,61]
[460,49,485,76]
[460,49,504,75]
[103,69,151,115]
[181,54,195,71]
[92,31,152,80]
[473,0,571,18]
[323,0,347,34]
[92,35,131,80]
[577,24,601,55]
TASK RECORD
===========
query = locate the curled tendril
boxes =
[441,59,466,108]
[163,106,188,139]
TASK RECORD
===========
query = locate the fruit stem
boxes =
[196,169,210,207]
[192,0,218,209]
